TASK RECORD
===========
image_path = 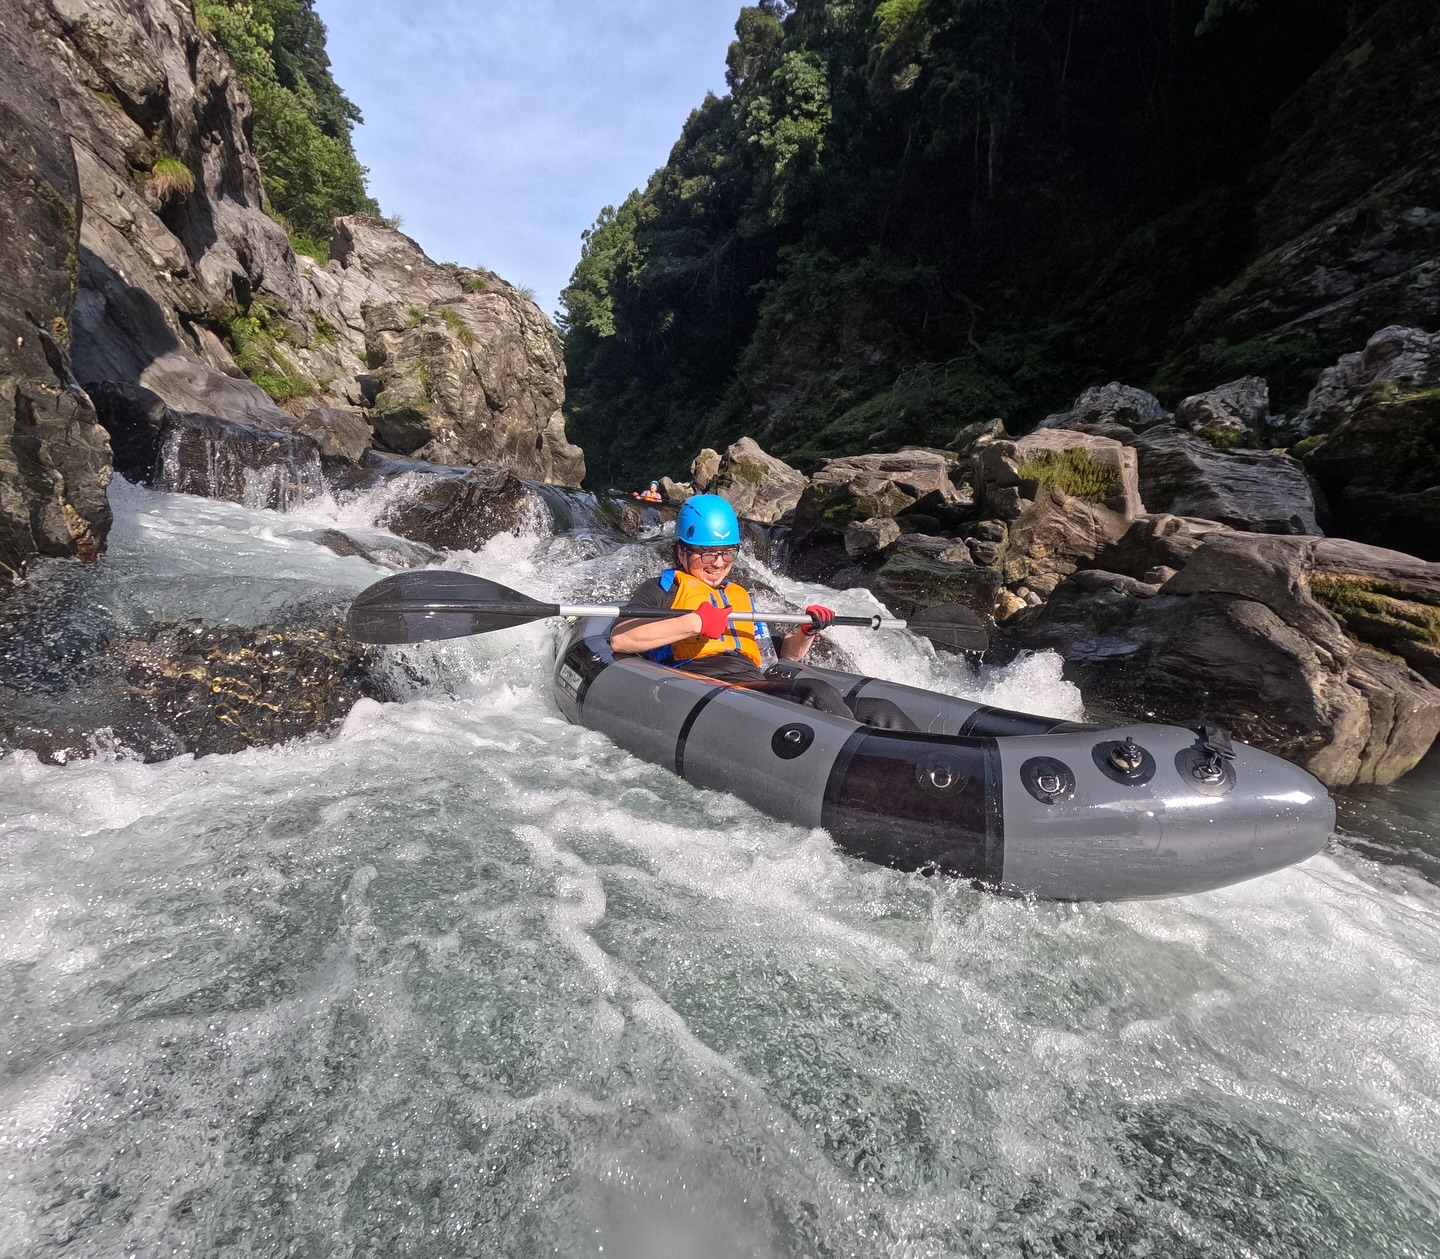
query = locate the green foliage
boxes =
[196,0,377,238]
[1196,424,1244,450]
[289,233,329,263]
[438,307,475,345]
[150,157,195,200]
[516,285,538,304]
[381,213,405,230]
[405,307,424,328]
[562,0,1360,487]
[462,275,488,293]
[1014,449,1122,503]
[228,301,312,402]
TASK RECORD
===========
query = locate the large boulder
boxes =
[17,2,584,489]
[975,428,1143,522]
[362,283,584,487]
[1039,382,1171,433]
[1296,326,1440,435]
[1174,376,1269,441]
[1305,537,1440,687]
[45,0,306,425]
[868,536,1001,623]
[690,448,722,491]
[292,406,373,467]
[998,487,1133,597]
[0,4,112,588]
[999,533,1440,787]
[1300,376,1440,560]
[705,437,807,523]
[1134,425,1321,534]
[794,449,963,537]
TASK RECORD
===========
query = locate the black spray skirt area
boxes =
[553,620,1334,901]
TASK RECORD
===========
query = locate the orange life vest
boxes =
[644,568,764,668]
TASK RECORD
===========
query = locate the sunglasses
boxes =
[681,546,737,564]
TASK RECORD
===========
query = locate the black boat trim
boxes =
[674,686,728,779]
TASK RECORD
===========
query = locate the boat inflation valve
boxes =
[1093,736,1156,785]
[1021,756,1076,805]
[1174,723,1237,796]
[771,722,814,759]
[916,755,967,797]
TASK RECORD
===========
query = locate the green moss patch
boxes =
[1014,449,1121,503]
[1309,572,1440,683]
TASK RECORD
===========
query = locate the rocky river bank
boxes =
[2,0,1438,798]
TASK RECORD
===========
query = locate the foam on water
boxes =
[1,482,1438,1257]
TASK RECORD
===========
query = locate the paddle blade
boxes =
[904,603,990,653]
[347,571,554,644]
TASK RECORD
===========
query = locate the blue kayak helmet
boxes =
[675,494,741,548]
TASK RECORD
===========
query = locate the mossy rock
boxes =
[1014,448,1121,504]
[1309,572,1440,685]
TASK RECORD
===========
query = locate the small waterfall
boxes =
[155,413,326,512]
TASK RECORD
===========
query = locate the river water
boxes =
[1,477,1437,1258]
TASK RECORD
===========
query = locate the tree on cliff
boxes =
[198,0,378,245]
[560,0,1394,486]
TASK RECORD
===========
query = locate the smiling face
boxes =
[678,543,736,589]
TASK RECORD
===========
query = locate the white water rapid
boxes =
[1,477,1438,1257]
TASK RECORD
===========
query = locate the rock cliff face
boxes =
[0,2,112,587]
[1,0,582,589]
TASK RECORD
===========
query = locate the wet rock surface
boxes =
[0,1,113,587]
[362,458,541,553]
[0,614,384,764]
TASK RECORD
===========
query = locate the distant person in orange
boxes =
[635,480,663,503]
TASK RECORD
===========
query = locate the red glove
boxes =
[694,602,731,639]
[802,604,835,636]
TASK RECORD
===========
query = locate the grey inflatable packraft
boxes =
[553,619,1334,900]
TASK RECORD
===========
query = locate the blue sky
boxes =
[316,0,741,322]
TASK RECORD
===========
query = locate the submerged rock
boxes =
[0,614,383,764]
[363,458,543,553]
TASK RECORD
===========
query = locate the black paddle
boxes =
[346,571,989,652]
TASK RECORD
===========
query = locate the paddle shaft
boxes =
[357,599,906,632]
